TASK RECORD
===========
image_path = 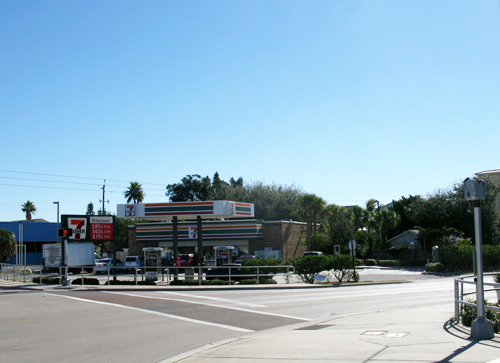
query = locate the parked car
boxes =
[205,263,251,281]
[303,251,324,256]
[235,255,260,264]
[93,258,124,274]
[179,254,194,266]
[124,256,144,272]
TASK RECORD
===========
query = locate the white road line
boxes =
[43,293,254,333]
[104,291,312,321]
[157,291,267,308]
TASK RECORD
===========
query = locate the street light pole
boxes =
[53,202,59,242]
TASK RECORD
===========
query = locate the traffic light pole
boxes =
[61,236,68,286]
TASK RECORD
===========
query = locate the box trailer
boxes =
[43,242,96,273]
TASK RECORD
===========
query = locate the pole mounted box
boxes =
[464,178,486,201]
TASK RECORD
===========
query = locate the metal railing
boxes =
[163,265,295,285]
[1,263,295,286]
[454,272,500,321]
[1,263,42,283]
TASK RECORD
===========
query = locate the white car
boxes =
[93,258,124,274]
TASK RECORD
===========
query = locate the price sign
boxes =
[90,216,114,241]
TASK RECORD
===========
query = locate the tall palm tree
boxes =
[124,181,145,203]
[296,194,326,250]
[21,200,36,222]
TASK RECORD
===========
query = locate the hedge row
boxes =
[441,245,500,272]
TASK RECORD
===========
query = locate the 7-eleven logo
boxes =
[126,205,135,217]
[68,218,86,240]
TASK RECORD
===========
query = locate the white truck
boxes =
[42,242,96,273]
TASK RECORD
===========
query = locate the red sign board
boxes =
[89,216,114,241]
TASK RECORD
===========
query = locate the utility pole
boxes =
[100,180,108,215]
[102,180,106,215]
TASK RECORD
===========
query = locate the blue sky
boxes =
[1,1,499,222]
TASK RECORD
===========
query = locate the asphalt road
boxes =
[1,271,489,363]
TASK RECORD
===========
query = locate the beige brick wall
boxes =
[127,226,159,256]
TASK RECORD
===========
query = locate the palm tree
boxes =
[296,194,326,250]
[21,200,36,222]
[124,181,145,203]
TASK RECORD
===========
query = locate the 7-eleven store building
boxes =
[117,201,307,263]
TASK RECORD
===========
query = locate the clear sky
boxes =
[1,1,499,223]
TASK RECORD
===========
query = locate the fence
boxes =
[0,263,295,286]
[454,272,500,321]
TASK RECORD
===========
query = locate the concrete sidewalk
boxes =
[165,304,500,363]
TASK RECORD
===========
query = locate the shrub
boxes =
[236,277,276,285]
[365,259,377,266]
[441,245,474,272]
[377,260,401,267]
[286,255,354,284]
[461,300,500,333]
[168,279,208,286]
[286,255,330,284]
[104,279,156,285]
[72,278,99,285]
[425,262,446,273]
[33,276,60,284]
[241,258,287,274]
[207,279,235,285]
[401,259,428,267]
[237,279,257,285]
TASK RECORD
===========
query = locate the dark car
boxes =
[205,263,251,281]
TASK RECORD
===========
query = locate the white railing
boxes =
[454,273,500,321]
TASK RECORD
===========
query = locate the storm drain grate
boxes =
[295,324,332,331]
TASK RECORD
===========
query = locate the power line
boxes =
[0,169,166,186]
[0,173,167,192]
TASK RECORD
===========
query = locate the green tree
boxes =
[391,181,500,245]
[0,228,16,262]
[323,204,355,251]
[166,174,211,201]
[124,181,145,203]
[21,200,36,222]
[86,202,95,215]
[244,181,303,220]
[296,194,326,249]
[166,174,302,220]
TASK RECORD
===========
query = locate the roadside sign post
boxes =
[464,177,494,340]
[348,240,357,282]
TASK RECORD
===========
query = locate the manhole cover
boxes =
[386,333,408,338]
[362,331,386,336]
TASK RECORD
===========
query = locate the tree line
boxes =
[164,172,500,257]
[7,172,498,259]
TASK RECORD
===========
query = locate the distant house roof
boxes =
[386,229,420,247]
[476,169,500,175]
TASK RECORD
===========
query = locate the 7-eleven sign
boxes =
[68,218,87,240]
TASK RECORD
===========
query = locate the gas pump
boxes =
[142,247,163,281]
[213,246,236,266]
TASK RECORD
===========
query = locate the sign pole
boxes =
[112,215,117,282]
[464,178,494,340]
